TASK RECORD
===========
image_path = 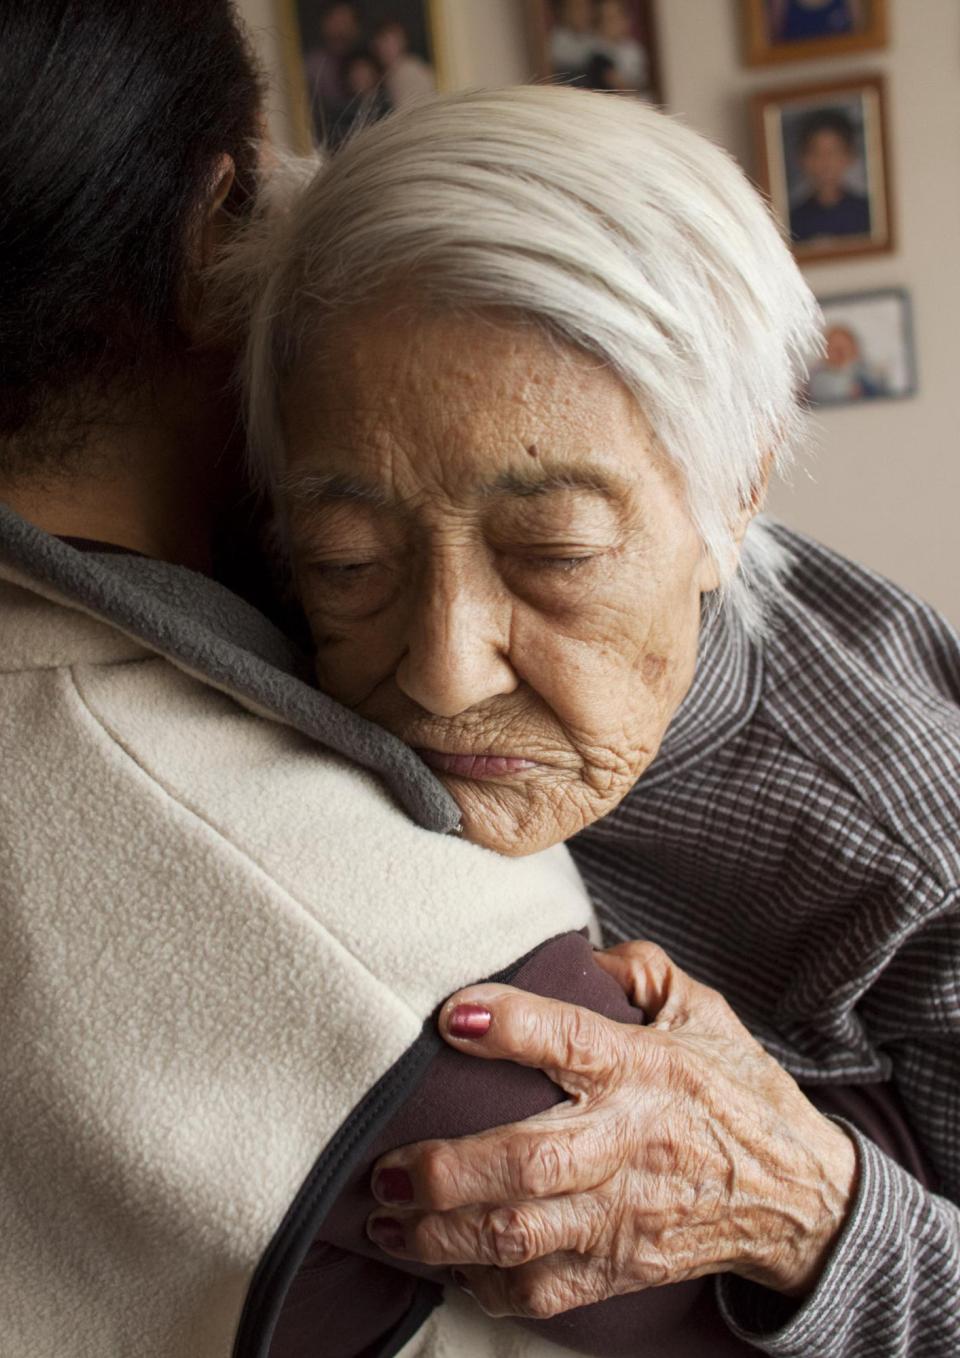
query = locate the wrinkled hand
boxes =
[367,941,858,1320]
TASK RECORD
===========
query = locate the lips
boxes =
[415,749,538,780]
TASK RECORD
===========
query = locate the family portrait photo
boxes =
[753,76,892,262]
[742,0,888,65]
[286,0,439,146]
[808,289,916,406]
[529,0,662,103]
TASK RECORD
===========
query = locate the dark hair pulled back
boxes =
[0,0,263,454]
[797,108,857,154]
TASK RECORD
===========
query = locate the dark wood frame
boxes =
[741,0,888,67]
[751,73,894,265]
[526,0,664,105]
[278,0,450,152]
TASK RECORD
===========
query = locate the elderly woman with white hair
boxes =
[233,88,959,1357]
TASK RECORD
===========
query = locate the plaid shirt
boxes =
[571,523,960,1356]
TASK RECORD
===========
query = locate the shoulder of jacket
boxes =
[0,566,149,671]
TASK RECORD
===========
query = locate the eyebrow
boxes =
[479,465,622,501]
[279,470,393,509]
[280,461,624,510]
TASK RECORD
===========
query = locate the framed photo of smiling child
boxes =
[752,74,893,264]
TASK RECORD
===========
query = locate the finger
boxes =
[436,982,633,1094]
[367,1190,606,1269]
[372,1108,618,1211]
[593,941,714,1031]
[596,945,742,1045]
[455,1252,619,1321]
[592,940,683,1016]
[456,1237,725,1318]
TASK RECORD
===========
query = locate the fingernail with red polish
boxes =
[368,1216,406,1253]
[374,1167,413,1204]
[448,1003,492,1038]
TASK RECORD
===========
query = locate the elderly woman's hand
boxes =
[367,941,858,1320]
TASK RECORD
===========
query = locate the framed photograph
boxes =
[281,0,446,150]
[742,0,888,67]
[528,1,663,104]
[752,75,893,264]
[808,289,916,406]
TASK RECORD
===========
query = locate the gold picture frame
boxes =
[752,74,894,265]
[526,0,664,104]
[279,0,449,152]
[742,0,888,67]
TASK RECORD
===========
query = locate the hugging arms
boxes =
[1,4,957,1355]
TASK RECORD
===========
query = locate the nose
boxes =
[395,558,517,718]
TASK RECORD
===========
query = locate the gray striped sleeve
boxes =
[716,1125,960,1356]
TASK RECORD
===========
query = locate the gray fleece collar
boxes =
[0,503,460,835]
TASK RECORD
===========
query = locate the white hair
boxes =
[227,86,823,633]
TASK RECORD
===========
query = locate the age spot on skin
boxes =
[641,653,668,687]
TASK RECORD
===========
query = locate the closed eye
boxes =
[494,547,610,609]
[300,556,401,624]
[523,555,596,571]
[307,560,379,580]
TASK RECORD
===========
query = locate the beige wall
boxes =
[659,0,960,625]
[241,0,958,622]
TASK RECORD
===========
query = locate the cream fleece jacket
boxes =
[0,512,596,1358]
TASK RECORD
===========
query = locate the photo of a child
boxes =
[753,76,892,262]
[787,104,870,243]
[807,289,916,406]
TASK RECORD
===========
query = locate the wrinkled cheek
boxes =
[632,583,703,704]
[306,609,402,702]
[454,776,594,856]
[548,662,682,802]
[448,781,538,854]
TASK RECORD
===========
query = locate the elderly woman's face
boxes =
[283,312,718,855]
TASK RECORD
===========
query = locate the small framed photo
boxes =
[752,75,893,263]
[528,1,663,104]
[808,289,916,406]
[281,0,446,151]
[742,0,888,67]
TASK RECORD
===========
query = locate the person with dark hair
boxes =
[548,0,596,80]
[0,0,260,497]
[302,1,363,141]
[789,106,872,242]
[343,45,391,122]
[372,20,436,108]
[594,0,649,90]
[0,5,596,1356]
